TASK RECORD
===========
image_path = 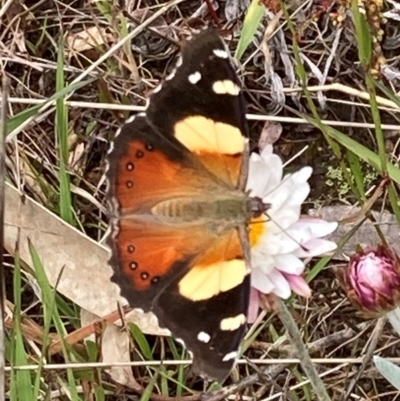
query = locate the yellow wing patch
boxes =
[178,259,248,301]
[220,314,246,331]
[174,116,246,155]
[212,80,240,95]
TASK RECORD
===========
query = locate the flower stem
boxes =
[276,298,332,401]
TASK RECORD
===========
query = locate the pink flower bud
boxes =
[336,245,400,317]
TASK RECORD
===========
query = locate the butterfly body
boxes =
[151,193,252,224]
[106,29,262,381]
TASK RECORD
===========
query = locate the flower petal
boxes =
[269,269,292,299]
[247,145,337,305]
[290,218,338,239]
[252,250,276,274]
[247,148,283,197]
[247,287,260,323]
[275,253,305,275]
[294,238,337,257]
[284,273,312,298]
[247,157,271,197]
[251,268,275,293]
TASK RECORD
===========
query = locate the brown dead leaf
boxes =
[80,309,134,386]
[66,26,115,54]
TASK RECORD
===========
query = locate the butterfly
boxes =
[106,28,268,382]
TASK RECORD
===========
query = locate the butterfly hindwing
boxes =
[155,274,250,381]
[106,28,251,382]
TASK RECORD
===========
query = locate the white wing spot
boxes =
[188,71,202,84]
[220,314,246,331]
[212,80,240,95]
[222,351,238,362]
[213,49,229,59]
[197,331,211,343]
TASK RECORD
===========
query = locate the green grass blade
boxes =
[364,73,387,173]
[29,241,81,400]
[160,365,169,396]
[375,81,400,108]
[346,149,365,200]
[234,0,264,60]
[302,116,400,185]
[94,385,106,401]
[140,371,159,401]
[6,105,42,136]
[128,323,153,360]
[56,38,73,224]
[388,184,400,226]
[176,347,186,397]
[6,79,93,136]
[12,252,34,401]
[351,0,372,68]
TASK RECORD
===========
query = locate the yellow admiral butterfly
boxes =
[106,28,267,381]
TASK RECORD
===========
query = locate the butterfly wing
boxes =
[155,272,250,382]
[107,115,247,308]
[106,29,251,381]
[147,28,249,189]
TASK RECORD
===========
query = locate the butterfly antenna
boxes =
[0,74,9,401]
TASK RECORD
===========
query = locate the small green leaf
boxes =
[351,0,372,67]
[128,323,153,360]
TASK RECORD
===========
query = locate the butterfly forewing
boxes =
[106,28,251,382]
[147,29,249,189]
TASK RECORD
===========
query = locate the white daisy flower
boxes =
[246,145,338,322]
